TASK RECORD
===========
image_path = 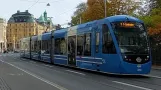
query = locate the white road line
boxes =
[0,60,68,90]
[66,70,86,76]
[112,81,152,90]
[44,64,53,68]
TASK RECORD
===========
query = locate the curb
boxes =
[152,67,161,70]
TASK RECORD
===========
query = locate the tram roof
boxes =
[106,15,143,23]
[31,35,37,40]
[42,32,51,40]
[53,28,67,38]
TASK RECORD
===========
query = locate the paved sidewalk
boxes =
[152,65,161,70]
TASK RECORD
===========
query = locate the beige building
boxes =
[7,10,53,51]
[0,18,7,53]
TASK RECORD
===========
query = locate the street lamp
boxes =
[47,3,50,6]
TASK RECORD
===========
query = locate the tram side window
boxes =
[84,33,91,56]
[34,41,37,52]
[55,39,60,54]
[54,38,66,55]
[102,24,116,54]
[37,41,41,54]
[42,40,50,54]
[60,38,66,55]
[77,33,91,56]
[96,32,99,53]
[77,35,84,56]
[47,40,51,54]
[31,41,34,52]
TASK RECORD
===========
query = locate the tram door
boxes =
[68,36,76,66]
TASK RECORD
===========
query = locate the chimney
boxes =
[26,10,28,13]
[17,10,20,13]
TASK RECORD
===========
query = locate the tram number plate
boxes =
[137,64,141,68]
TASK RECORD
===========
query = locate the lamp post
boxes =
[13,35,15,51]
[80,17,82,24]
[104,0,107,18]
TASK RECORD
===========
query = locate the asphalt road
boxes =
[0,53,161,90]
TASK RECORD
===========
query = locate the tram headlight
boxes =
[147,56,149,58]
[124,56,127,58]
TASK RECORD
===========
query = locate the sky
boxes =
[0,0,87,26]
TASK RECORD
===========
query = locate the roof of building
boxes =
[38,15,45,23]
[36,11,53,26]
[7,10,54,29]
[8,10,35,23]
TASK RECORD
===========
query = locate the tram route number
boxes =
[137,64,142,71]
[137,64,141,68]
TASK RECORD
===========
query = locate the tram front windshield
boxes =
[112,22,149,54]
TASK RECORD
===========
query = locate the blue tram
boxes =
[20,15,151,74]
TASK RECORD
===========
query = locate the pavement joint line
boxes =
[29,61,36,63]
[44,64,53,67]
[66,70,86,76]
[112,81,152,90]
[0,60,68,90]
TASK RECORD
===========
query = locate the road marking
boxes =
[9,73,15,76]
[66,70,86,76]
[112,81,152,90]
[9,73,24,76]
[44,64,53,68]
[0,60,68,90]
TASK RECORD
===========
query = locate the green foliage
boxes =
[71,14,81,26]
[139,8,161,28]
[71,2,87,26]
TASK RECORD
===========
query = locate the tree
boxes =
[82,0,140,22]
[71,2,87,26]
[139,8,161,35]
[138,7,161,65]
[107,0,140,15]
[150,0,161,9]
[71,0,139,25]
[82,0,105,22]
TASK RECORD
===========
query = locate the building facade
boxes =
[0,18,7,53]
[7,10,53,51]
